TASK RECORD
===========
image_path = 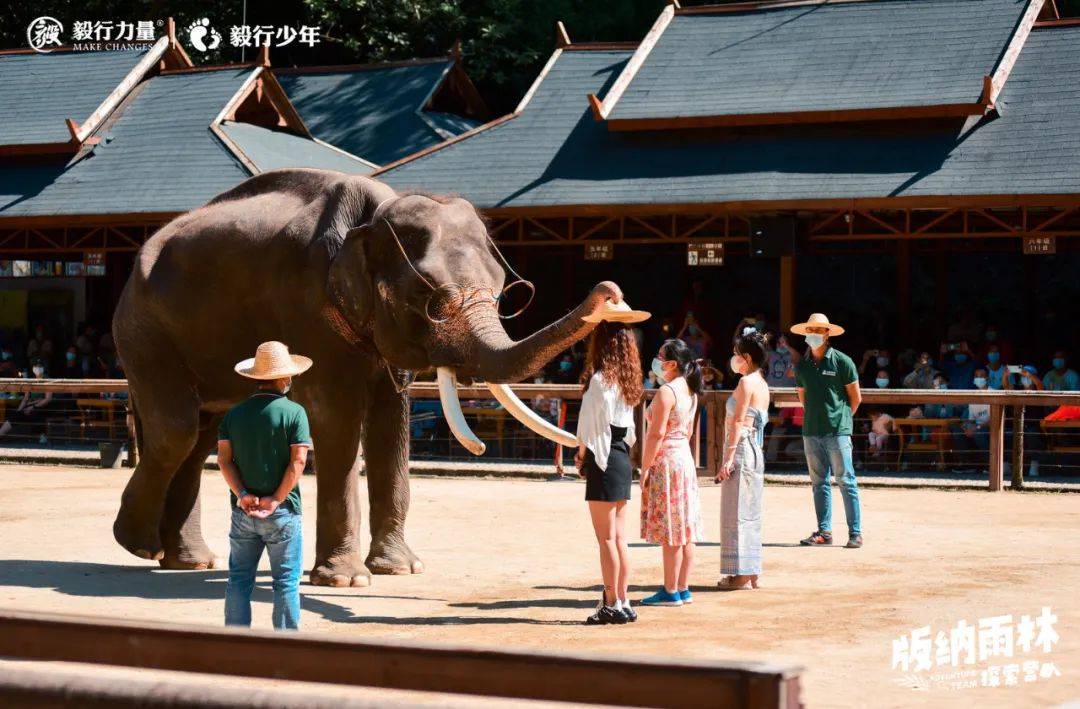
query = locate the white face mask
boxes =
[729,355,745,375]
[875,378,889,388]
[974,377,988,389]
[651,357,668,381]
[31,366,43,377]
[805,333,825,349]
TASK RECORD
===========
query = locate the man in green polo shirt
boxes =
[791,314,863,549]
[219,341,313,630]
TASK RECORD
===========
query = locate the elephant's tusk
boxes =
[487,383,578,449]
[436,367,486,456]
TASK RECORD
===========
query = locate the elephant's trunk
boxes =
[460,281,619,384]
[434,281,622,456]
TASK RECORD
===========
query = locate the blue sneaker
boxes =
[640,589,683,607]
[679,589,693,604]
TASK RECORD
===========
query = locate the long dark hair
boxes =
[581,321,644,407]
[659,338,703,395]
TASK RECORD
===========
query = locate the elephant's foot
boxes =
[113,509,164,561]
[159,540,219,570]
[310,555,371,587]
[366,538,424,575]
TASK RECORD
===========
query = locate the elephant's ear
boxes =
[327,225,373,334]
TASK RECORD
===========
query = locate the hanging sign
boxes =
[687,242,724,266]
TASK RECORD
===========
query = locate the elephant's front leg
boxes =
[363,372,423,575]
[307,385,370,588]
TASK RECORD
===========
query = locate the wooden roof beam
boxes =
[594,3,676,120]
[986,0,1046,106]
[555,21,571,48]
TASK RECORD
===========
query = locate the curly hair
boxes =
[581,321,644,407]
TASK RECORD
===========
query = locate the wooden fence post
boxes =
[989,404,1005,491]
[1010,404,1025,490]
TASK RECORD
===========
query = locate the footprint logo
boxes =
[186,18,221,52]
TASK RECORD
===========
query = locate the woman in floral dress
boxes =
[640,339,704,607]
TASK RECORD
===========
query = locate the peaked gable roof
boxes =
[0,46,163,151]
[377,26,1080,211]
[276,58,480,166]
[597,0,1041,129]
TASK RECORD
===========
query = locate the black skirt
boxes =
[583,425,632,502]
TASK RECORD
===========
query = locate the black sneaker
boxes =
[845,534,863,549]
[800,530,833,546]
[585,603,628,626]
[620,603,637,623]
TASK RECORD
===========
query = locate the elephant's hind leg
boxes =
[363,374,423,575]
[113,379,200,561]
[159,413,222,569]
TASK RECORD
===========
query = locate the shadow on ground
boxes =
[0,560,579,627]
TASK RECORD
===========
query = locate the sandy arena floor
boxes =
[0,463,1076,708]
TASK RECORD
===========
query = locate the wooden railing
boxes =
[2,379,1077,491]
[0,609,803,708]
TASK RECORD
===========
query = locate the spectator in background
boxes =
[0,345,16,377]
[25,324,48,362]
[866,408,894,460]
[75,324,97,356]
[939,341,976,390]
[679,312,712,360]
[953,369,992,466]
[701,365,724,390]
[60,346,80,378]
[552,353,578,384]
[1004,364,1043,391]
[873,369,891,389]
[902,352,938,389]
[984,344,1009,390]
[0,361,53,442]
[644,370,660,390]
[765,334,795,388]
[1043,351,1079,391]
[977,324,1014,365]
[858,347,893,388]
[923,373,962,419]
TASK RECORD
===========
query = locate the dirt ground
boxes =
[0,464,1076,708]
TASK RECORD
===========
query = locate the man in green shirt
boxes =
[219,341,313,630]
[791,314,863,549]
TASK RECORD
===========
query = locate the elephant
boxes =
[111,168,621,587]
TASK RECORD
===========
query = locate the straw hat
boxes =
[790,313,845,337]
[582,299,651,324]
[234,341,313,380]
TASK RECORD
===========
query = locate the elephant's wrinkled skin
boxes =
[111,169,620,586]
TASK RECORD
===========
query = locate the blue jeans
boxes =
[224,506,303,630]
[803,435,861,536]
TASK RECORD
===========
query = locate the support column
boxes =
[989,404,1005,491]
[779,255,796,331]
[897,239,912,345]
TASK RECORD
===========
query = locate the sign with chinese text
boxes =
[84,251,106,276]
[1022,236,1055,255]
[584,243,613,261]
[687,242,724,267]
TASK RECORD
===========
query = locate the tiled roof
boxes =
[605,0,1034,124]
[0,49,151,145]
[378,27,1080,209]
[218,121,375,174]
[277,59,476,165]
[0,68,253,217]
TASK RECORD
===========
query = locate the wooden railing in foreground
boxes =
[1,379,1077,491]
[0,609,803,709]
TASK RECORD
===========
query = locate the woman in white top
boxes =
[575,320,644,625]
